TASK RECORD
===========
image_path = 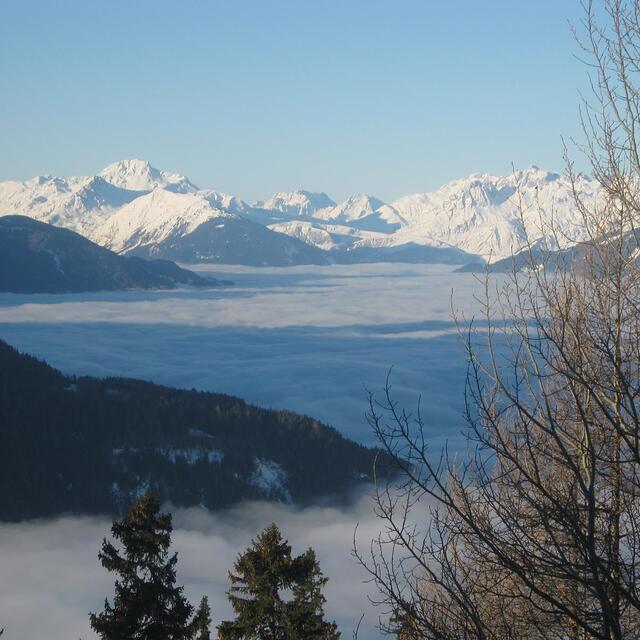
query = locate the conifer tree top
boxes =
[218,523,340,640]
[89,492,196,640]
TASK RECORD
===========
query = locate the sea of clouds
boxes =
[0,263,494,638]
[0,264,488,446]
[0,490,390,639]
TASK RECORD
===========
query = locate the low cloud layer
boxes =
[0,264,487,638]
[0,489,388,639]
[0,264,486,447]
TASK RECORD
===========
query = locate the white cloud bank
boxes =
[0,264,489,446]
[0,264,497,637]
[0,490,387,640]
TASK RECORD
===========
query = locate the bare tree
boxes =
[356,2,640,639]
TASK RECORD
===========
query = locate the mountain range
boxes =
[0,159,601,266]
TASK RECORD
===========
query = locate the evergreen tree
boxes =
[191,596,212,640]
[218,523,339,640]
[287,549,340,640]
[89,492,194,640]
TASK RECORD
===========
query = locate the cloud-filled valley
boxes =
[0,263,497,638]
[0,264,486,446]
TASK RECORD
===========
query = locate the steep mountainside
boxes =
[93,189,330,266]
[457,227,640,273]
[0,215,215,293]
[0,160,602,265]
[0,174,143,234]
[385,167,599,259]
[0,339,388,521]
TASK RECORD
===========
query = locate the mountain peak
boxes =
[317,193,387,223]
[256,190,336,217]
[342,193,385,207]
[98,159,198,193]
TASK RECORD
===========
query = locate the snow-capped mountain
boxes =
[318,195,405,233]
[98,159,198,194]
[255,190,336,218]
[0,174,142,235]
[262,195,404,250]
[316,194,385,222]
[268,220,366,251]
[0,160,602,265]
[93,188,329,266]
[94,189,230,254]
[199,189,251,215]
[382,167,598,259]
[251,169,599,261]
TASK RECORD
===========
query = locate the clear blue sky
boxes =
[0,1,591,203]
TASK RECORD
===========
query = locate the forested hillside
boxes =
[0,215,217,293]
[0,339,386,521]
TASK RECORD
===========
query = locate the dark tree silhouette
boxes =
[191,596,212,640]
[89,493,194,640]
[218,523,339,640]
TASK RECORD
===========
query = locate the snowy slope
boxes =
[385,167,599,259]
[308,194,404,233]
[199,189,251,215]
[255,190,336,218]
[93,188,329,266]
[268,220,372,251]
[93,189,231,253]
[254,170,598,260]
[0,174,143,235]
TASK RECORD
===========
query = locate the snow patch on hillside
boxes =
[111,446,224,465]
[250,458,292,502]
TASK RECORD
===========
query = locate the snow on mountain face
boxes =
[0,160,603,265]
[92,189,231,253]
[92,188,330,266]
[98,159,198,193]
[316,194,387,222]
[199,189,251,215]
[250,458,292,502]
[268,220,367,251]
[256,190,336,217]
[0,174,142,235]
[386,167,600,260]
[258,170,599,260]
[318,196,405,233]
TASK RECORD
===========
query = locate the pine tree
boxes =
[191,596,212,640]
[89,492,194,640]
[287,548,340,640]
[218,523,339,640]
